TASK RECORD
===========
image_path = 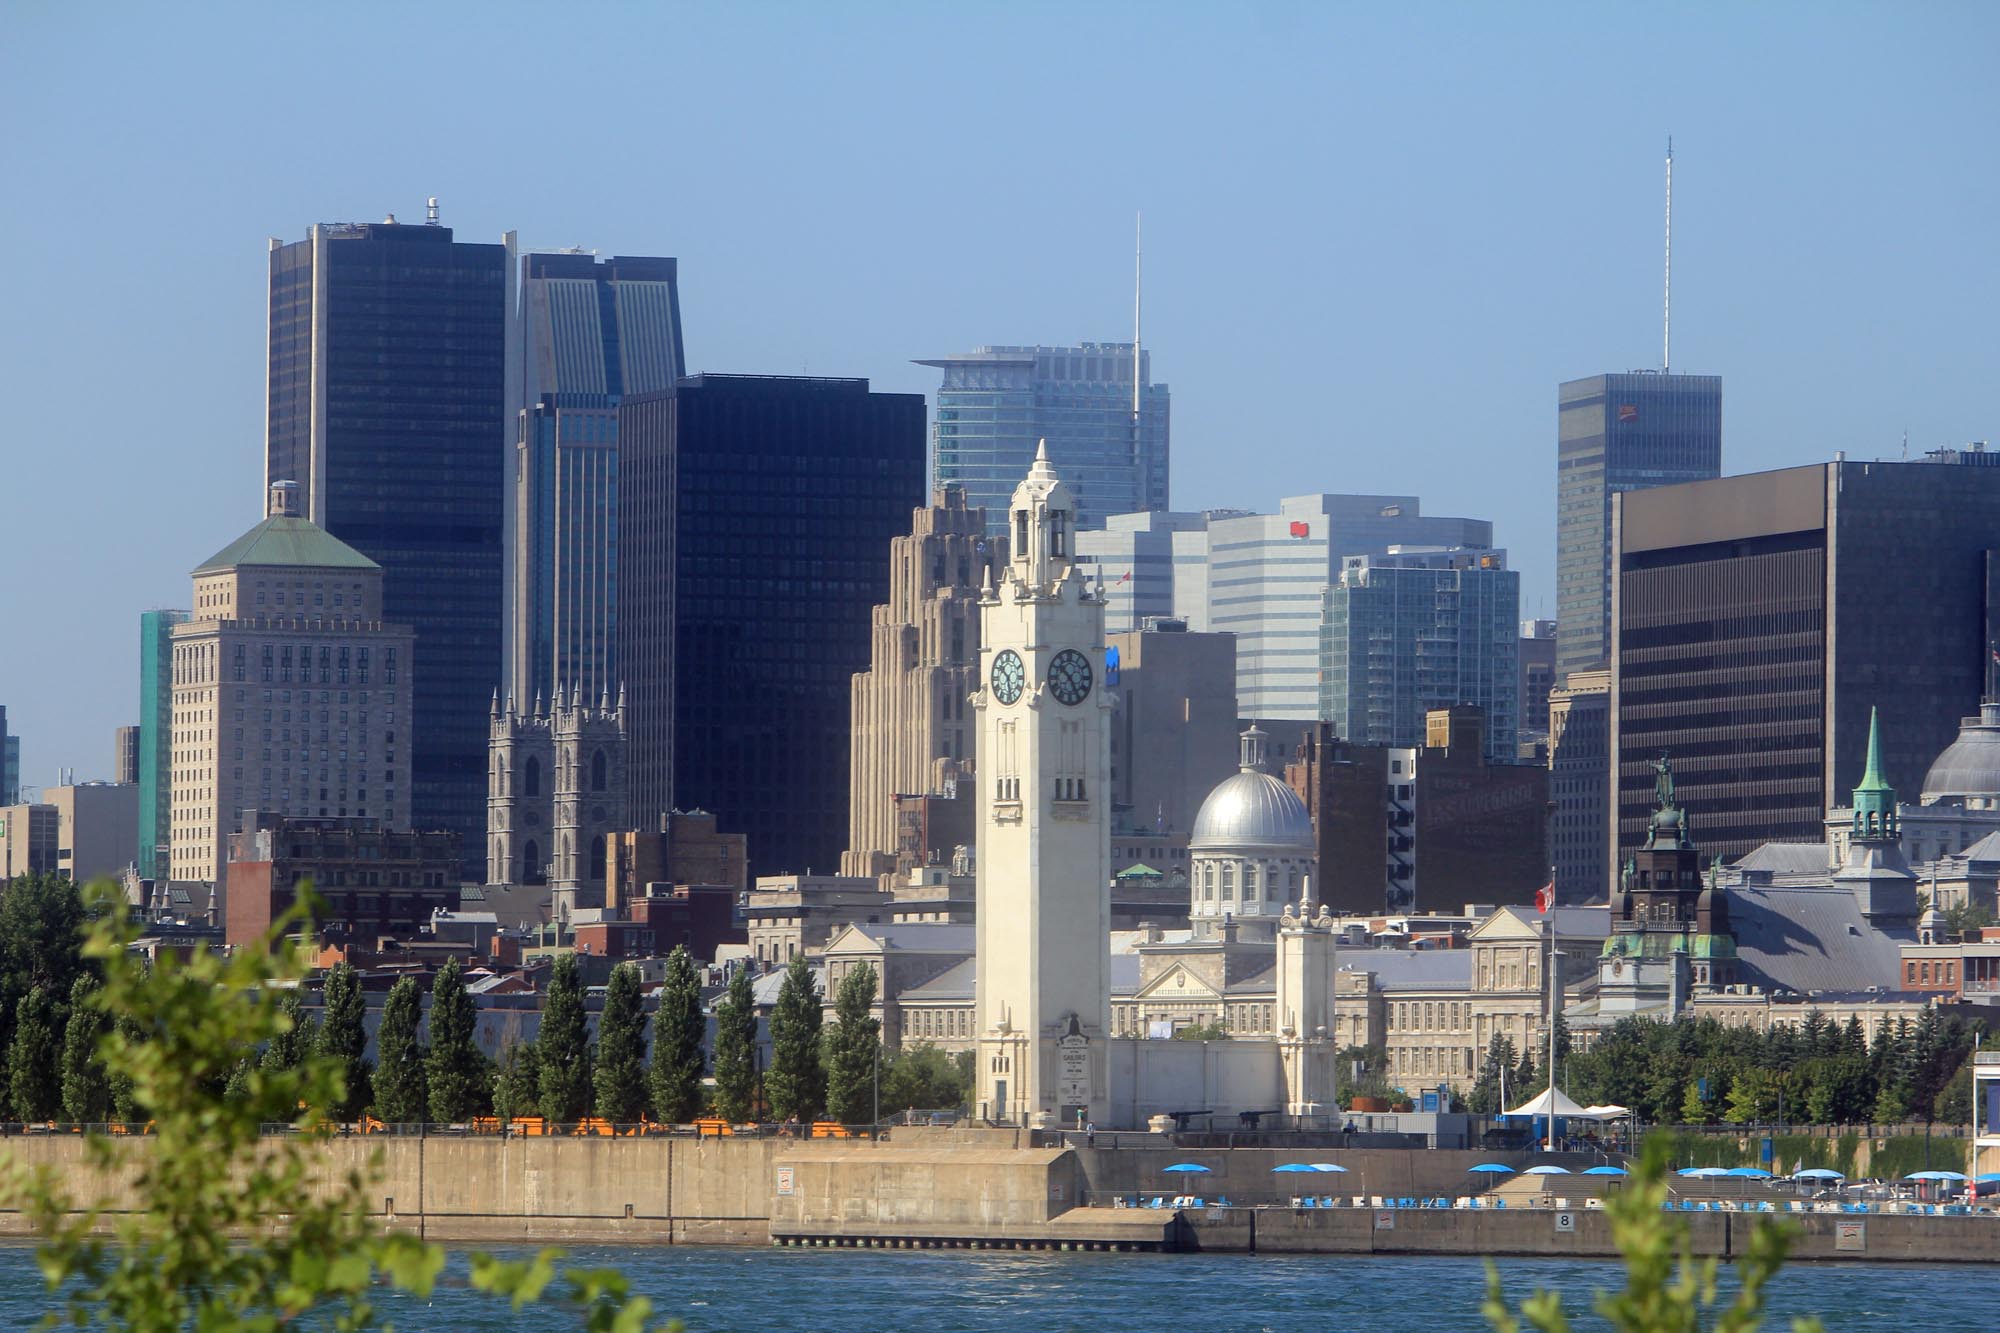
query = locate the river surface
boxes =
[1,1244,1993,1330]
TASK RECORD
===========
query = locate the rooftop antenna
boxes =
[1662,137,1672,373]
[427,196,440,226]
[1131,211,1143,465]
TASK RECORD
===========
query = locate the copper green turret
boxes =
[1851,706,1899,841]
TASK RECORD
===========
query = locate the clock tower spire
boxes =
[974,442,1112,1127]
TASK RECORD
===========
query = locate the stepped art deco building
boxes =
[841,485,1005,877]
[168,482,414,884]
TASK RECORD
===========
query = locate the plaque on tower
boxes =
[1057,1015,1091,1106]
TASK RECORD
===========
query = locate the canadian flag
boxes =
[1535,881,1554,914]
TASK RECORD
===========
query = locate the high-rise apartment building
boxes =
[168,483,415,883]
[1612,452,2000,867]
[1556,372,1721,678]
[919,344,1168,534]
[1318,549,1521,763]
[619,375,926,879]
[508,252,684,707]
[1519,618,1558,748]
[137,609,190,879]
[841,485,1003,877]
[266,215,511,877]
[115,726,139,786]
[1548,668,1610,904]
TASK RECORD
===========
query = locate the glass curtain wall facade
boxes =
[266,221,510,876]
[618,375,926,879]
[1556,373,1722,679]
[138,608,189,879]
[921,344,1168,535]
[509,254,684,707]
[1318,551,1521,762]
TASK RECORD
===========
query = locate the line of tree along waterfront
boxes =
[0,873,969,1126]
[1461,1011,1989,1128]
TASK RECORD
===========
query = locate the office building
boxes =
[115,726,139,786]
[1612,453,2000,865]
[1075,510,1225,634]
[1318,549,1521,762]
[618,375,926,878]
[0,704,13,805]
[1,784,138,883]
[137,609,190,879]
[508,252,685,707]
[168,482,416,883]
[1555,372,1722,679]
[1548,668,1611,904]
[1287,709,1547,914]
[919,343,1169,535]
[225,813,460,951]
[841,485,1003,877]
[1107,620,1239,838]
[1519,619,1558,749]
[0,803,55,878]
[266,214,511,877]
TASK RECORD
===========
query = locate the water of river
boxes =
[3,1245,1993,1330]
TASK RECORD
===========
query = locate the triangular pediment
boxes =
[1133,963,1222,1002]
[1468,906,1541,942]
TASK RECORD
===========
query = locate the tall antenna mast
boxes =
[1131,212,1144,477]
[1662,136,1673,373]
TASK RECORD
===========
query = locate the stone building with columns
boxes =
[842,485,1005,878]
[1188,727,1319,942]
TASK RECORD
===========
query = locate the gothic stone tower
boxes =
[842,484,1006,877]
[488,683,628,922]
[973,444,1112,1127]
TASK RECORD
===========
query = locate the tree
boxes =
[649,946,706,1124]
[1483,1139,1825,1333]
[1512,1048,1537,1098]
[824,962,882,1124]
[1170,1020,1231,1041]
[492,1041,542,1122]
[710,965,759,1123]
[6,882,673,1330]
[881,1044,968,1113]
[106,1010,143,1123]
[59,974,109,1123]
[537,953,593,1122]
[9,985,61,1120]
[1724,1068,1771,1125]
[317,961,371,1120]
[1680,1075,1713,1126]
[763,957,824,1123]
[1467,1036,1516,1115]
[0,873,89,1068]
[261,988,314,1075]
[372,975,427,1123]
[426,958,485,1123]
[594,963,649,1123]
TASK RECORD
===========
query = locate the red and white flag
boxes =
[1535,881,1554,914]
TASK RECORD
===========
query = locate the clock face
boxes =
[1047,649,1093,706]
[990,649,1026,705]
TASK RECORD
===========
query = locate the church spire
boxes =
[1852,705,1899,841]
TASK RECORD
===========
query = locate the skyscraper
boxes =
[1318,549,1521,762]
[1612,452,2000,870]
[137,608,189,880]
[508,252,685,708]
[920,344,1169,535]
[115,726,139,786]
[266,215,511,876]
[0,705,14,805]
[618,375,926,879]
[1555,372,1721,678]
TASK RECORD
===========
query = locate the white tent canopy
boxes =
[1503,1086,1596,1119]
[1580,1104,1630,1119]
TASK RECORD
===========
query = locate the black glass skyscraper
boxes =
[266,218,511,877]
[619,375,926,880]
[1556,372,1722,679]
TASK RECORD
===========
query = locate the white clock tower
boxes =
[973,443,1112,1128]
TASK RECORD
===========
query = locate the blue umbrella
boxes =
[1163,1163,1211,1174]
[1793,1168,1845,1180]
[1524,1165,1571,1176]
[1977,1173,2000,1184]
[1724,1167,1773,1179]
[1905,1171,1962,1182]
[1468,1163,1515,1174]
[1271,1163,1318,1173]
[1582,1165,1628,1176]
[1677,1167,1729,1178]
[1309,1163,1350,1173]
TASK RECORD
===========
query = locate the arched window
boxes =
[1221,863,1235,901]
[524,756,541,798]
[521,838,543,886]
[591,749,608,792]
[590,838,606,880]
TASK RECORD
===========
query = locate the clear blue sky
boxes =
[2,2,1995,787]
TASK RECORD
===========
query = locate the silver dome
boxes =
[1189,770,1316,852]
[1921,702,2000,804]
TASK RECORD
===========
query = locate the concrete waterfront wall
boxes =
[1071,1145,1610,1205]
[769,1144,1078,1232]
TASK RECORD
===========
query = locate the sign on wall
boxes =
[774,1166,796,1197]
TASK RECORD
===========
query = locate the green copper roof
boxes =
[1850,705,1899,840]
[192,516,378,576]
